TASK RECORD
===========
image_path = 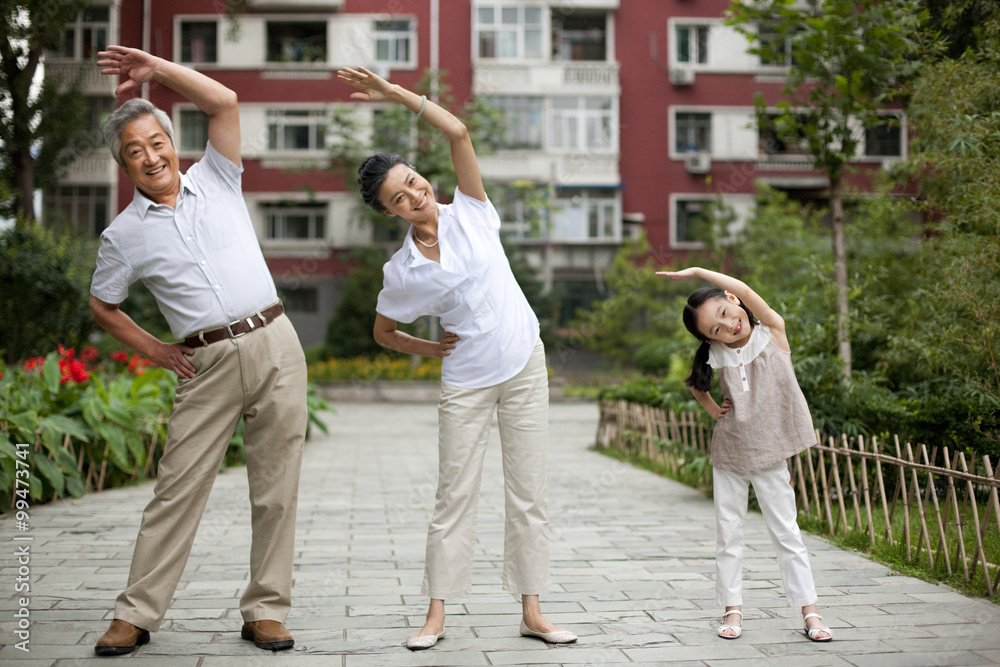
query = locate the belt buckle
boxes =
[226,316,254,339]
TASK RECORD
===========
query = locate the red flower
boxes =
[58,344,76,358]
[23,357,45,372]
[0,371,4,380]
[59,357,90,384]
[80,346,99,363]
[110,350,129,363]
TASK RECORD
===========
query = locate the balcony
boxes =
[44,61,116,96]
[479,152,619,187]
[60,151,118,186]
[474,62,619,96]
[248,0,343,9]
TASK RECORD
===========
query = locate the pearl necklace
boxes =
[414,232,439,248]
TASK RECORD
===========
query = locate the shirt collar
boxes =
[132,171,197,219]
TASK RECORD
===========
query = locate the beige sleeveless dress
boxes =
[707,324,816,473]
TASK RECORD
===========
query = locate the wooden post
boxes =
[906,442,933,566]
[873,436,893,544]
[843,434,863,532]
[894,436,912,561]
[829,436,849,534]
[958,452,992,594]
[858,435,876,547]
[921,444,951,574]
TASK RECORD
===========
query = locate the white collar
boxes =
[707,323,771,369]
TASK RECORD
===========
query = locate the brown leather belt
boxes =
[184,303,284,349]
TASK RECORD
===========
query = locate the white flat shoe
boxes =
[718,609,743,639]
[406,629,445,650]
[803,613,832,642]
[519,619,577,644]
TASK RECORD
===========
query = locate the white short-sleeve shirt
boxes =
[376,188,539,389]
[90,142,278,339]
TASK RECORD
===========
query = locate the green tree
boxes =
[1,0,93,221]
[325,248,386,358]
[727,0,929,378]
[0,222,94,364]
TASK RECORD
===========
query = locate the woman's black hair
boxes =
[682,287,758,392]
[357,153,411,213]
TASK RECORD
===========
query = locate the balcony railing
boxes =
[44,61,116,96]
[474,62,619,96]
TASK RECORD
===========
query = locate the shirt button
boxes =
[739,362,743,367]
[228,311,234,317]
[736,349,741,354]
[201,260,206,265]
[214,285,220,290]
[186,236,192,241]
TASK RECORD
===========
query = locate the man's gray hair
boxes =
[103,98,175,166]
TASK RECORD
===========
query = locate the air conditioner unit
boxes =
[684,152,712,174]
[669,67,695,86]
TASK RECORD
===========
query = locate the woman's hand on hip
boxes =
[437,332,459,358]
[713,398,732,420]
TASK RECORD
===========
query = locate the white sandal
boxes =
[803,613,832,642]
[717,609,742,639]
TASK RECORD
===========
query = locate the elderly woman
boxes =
[339,66,576,650]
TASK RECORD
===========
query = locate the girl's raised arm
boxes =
[337,66,486,202]
[658,267,789,349]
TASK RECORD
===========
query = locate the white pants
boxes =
[421,339,551,599]
[713,461,817,608]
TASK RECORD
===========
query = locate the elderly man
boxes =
[90,45,307,655]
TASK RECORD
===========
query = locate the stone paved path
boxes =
[2,400,998,666]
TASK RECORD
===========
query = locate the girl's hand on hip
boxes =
[437,332,459,358]
[713,398,732,420]
[337,66,392,102]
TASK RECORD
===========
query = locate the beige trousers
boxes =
[422,339,551,599]
[114,314,307,631]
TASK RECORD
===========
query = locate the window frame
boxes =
[675,111,713,155]
[674,24,710,65]
[266,108,330,154]
[549,96,618,153]
[373,18,416,68]
[54,6,110,61]
[179,20,219,65]
[474,3,546,61]
[263,202,328,241]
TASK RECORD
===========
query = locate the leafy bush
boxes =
[309,354,442,382]
[0,223,96,365]
[0,346,331,511]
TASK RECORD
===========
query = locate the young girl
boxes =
[658,267,832,643]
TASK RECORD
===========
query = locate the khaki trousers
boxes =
[115,314,307,631]
[422,339,551,599]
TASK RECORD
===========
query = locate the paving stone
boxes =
[1,400,998,666]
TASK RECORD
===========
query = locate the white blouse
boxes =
[376,188,539,389]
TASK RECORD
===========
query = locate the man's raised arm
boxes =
[97,45,241,165]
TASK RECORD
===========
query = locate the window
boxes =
[675,199,714,246]
[758,25,803,67]
[180,22,218,64]
[267,109,328,152]
[374,19,414,66]
[476,4,544,60]
[551,188,619,241]
[865,117,902,157]
[676,25,709,65]
[264,203,327,240]
[492,182,548,240]
[551,97,616,152]
[280,287,319,313]
[676,112,712,154]
[485,96,543,150]
[43,186,111,236]
[267,22,327,63]
[180,109,209,151]
[57,6,109,60]
[759,113,810,156]
[552,10,607,62]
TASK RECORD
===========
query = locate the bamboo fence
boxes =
[596,399,1000,597]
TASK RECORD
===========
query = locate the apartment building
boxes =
[46,0,905,346]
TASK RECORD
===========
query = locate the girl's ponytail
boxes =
[685,340,713,392]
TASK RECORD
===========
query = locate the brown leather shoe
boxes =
[94,619,150,656]
[241,620,294,651]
